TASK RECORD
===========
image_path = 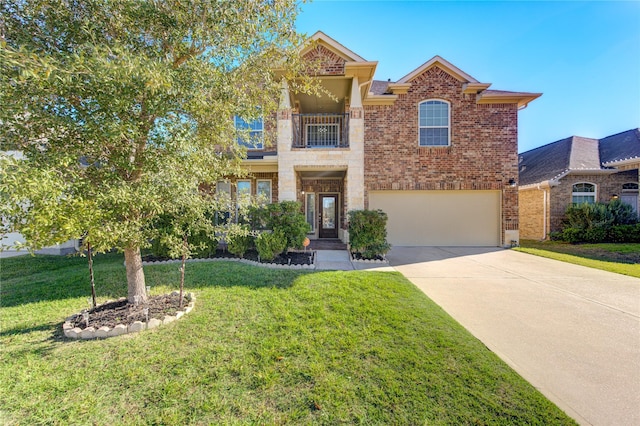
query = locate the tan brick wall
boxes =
[548,170,638,233]
[363,65,519,242]
[519,187,549,240]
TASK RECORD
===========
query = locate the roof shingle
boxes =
[519,128,640,186]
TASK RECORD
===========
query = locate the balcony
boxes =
[292,113,349,149]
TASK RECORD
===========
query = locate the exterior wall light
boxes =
[508,178,517,187]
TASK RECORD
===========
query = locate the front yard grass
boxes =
[0,253,575,425]
[516,240,640,278]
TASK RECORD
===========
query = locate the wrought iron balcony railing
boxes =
[292,113,349,148]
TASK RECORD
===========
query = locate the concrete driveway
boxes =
[386,247,640,426]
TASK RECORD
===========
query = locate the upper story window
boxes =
[572,183,596,204]
[419,100,450,146]
[234,116,263,150]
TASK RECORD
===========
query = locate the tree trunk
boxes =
[124,246,146,304]
[88,242,97,308]
[180,234,187,309]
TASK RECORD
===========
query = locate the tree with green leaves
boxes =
[0,0,316,303]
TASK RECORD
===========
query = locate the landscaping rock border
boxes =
[349,253,388,264]
[63,292,195,340]
[142,254,316,269]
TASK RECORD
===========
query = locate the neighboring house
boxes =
[518,128,640,240]
[227,31,541,247]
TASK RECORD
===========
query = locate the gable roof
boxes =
[302,31,367,63]
[368,55,540,108]
[519,128,640,186]
[398,55,479,84]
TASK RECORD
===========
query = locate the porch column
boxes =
[344,76,365,242]
[277,78,296,201]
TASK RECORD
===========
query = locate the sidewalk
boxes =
[314,250,395,271]
[315,250,353,270]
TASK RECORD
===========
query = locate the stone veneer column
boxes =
[344,76,365,242]
[277,79,296,201]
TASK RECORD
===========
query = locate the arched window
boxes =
[572,183,596,204]
[418,100,450,146]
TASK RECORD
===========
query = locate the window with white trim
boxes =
[419,100,450,146]
[256,179,272,204]
[572,183,596,204]
[234,116,263,149]
[236,180,252,204]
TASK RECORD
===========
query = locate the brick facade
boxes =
[363,66,520,240]
[549,171,638,233]
[223,172,279,203]
[519,169,638,239]
[302,45,346,75]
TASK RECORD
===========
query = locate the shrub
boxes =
[608,224,640,243]
[556,227,583,244]
[563,203,612,231]
[226,228,253,258]
[264,201,310,250]
[556,200,639,243]
[608,199,638,225]
[255,230,286,261]
[583,226,607,243]
[189,230,218,258]
[348,209,391,259]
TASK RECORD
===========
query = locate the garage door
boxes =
[368,190,501,246]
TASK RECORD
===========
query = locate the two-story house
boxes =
[230,31,541,247]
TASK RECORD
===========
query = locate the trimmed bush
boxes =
[608,199,638,225]
[249,201,310,250]
[227,233,253,258]
[255,230,287,261]
[348,209,391,259]
[555,200,640,243]
[608,224,640,243]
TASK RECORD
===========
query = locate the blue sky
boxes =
[295,1,640,153]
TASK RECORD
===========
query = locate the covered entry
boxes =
[298,169,345,240]
[368,190,501,246]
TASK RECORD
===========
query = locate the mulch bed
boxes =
[69,293,185,330]
[143,249,315,266]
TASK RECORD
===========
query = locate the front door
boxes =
[319,194,338,238]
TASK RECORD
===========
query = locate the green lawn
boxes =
[0,253,575,425]
[516,240,640,278]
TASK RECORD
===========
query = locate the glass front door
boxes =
[319,194,338,238]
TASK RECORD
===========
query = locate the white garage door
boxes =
[368,190,501,246]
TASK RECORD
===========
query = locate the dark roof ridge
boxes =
[598,127,640,140]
